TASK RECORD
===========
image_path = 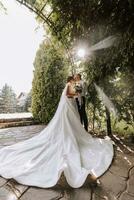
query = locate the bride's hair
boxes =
[67,76,74,83]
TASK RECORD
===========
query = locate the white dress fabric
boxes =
[0,84,113,188]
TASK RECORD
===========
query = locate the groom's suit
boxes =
[75,80,88,131]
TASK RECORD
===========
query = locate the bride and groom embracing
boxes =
[0,74,114,188]
[66,74,88,131]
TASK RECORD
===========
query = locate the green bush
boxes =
[32,41,68,123]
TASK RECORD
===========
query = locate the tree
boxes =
[32,41,68,123]
[0,84,17,113]
[25,0,134,135]
[0,1,6,13]
[24,91,32,112]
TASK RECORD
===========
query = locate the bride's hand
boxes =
[75,92,79,97]
[76,92,81,96]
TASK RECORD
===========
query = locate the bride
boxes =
[0,76,113,188]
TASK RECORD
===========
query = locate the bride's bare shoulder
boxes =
[66,82,71,87]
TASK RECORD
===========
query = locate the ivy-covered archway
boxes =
[15,0,134,136]
[16,0,75,69]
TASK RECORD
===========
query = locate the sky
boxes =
[0,0,44,95]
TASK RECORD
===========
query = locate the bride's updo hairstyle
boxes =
[67,76,74,83]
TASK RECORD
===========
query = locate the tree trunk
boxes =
[105,107,112,136]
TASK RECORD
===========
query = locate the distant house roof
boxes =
[17,92,27,99]
[17,92,28,106]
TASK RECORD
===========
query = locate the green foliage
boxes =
[24,91,32,112]
[32,41,68,123]
[25,0,36,5]
[112,120,134,137]
[19,0,134,135]
[33,0,133,45]
[0,84,17,113]
[0,1,7,13]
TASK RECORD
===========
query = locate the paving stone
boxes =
[120,192,134,200]
[0,125,134,200]
[0,177,7,187]
[7,179,28,196]
[20,188,63,200]
[93,184,115,200]
[128,167,134,196]
[100,171,126,198]
[0,179,28,200]
[126,153,134,166]
[0,187,16,200]
[67,187,92,200]
[0,125,45,146]
[109,152,131,178]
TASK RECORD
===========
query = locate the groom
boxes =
[74,74,88,131]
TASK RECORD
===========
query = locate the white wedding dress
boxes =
[0,83,113,188]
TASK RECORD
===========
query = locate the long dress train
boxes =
[0,84,113,188]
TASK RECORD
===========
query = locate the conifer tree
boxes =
[32,41,68,123]
[0,84,17,113]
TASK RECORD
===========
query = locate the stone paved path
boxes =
[0,125,134,200]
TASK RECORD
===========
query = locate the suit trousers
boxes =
[76,96,88,131]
